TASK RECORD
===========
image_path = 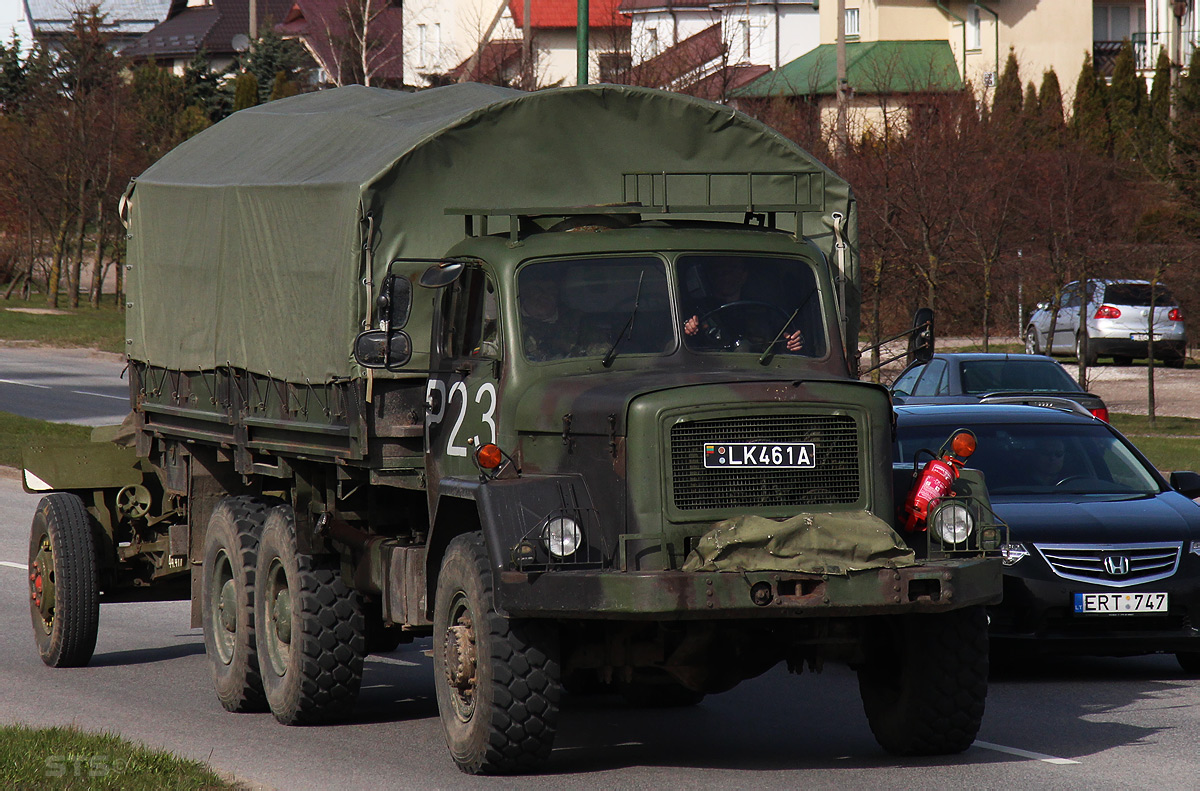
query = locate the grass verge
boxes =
[1110,412,1200,472]
[0,723,239,790]
[0,411,92,470]
[0,294,125,353]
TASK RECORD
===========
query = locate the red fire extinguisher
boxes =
[903,429,977,532]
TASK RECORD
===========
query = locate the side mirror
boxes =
[1170,470,1200,499]
[420,261,465,288]
[353,330,412,369]
[1036,301,1049,311]
[907,307,935,365]
[377,274,412,330]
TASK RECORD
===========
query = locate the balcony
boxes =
[1095,32,1198,77]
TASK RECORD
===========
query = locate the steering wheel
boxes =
[696,300,792,348]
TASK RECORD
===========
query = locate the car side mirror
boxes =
[377,274,412,330]
[1170,470,1200,499]
[907,307,935,365]
[353,330,412,369]
[1036,301,1049,311]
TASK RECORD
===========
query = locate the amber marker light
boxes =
[477,443,504,469]
[950,430,977,459]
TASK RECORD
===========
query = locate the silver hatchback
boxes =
[1026,279,1187,366]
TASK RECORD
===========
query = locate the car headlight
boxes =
[542,516,582,558]
[929,501,973,545]
[1001,543,1029,566]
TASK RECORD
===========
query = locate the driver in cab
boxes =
[682,260,805,352]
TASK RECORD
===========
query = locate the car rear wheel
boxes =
[1024,329,1040,355]
[1165,354,1187,368]
[1111,355,1133,366]
[1075,334,1097,366]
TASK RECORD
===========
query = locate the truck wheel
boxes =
[28,493,100,668]
[434,532,561,775]
[857,606,988,756]
[201,496,275,713]
[254,506,365,725]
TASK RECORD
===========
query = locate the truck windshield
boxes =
[677,255,826,357]
[519,256,674,362]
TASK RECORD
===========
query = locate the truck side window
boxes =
[443,269,500,359]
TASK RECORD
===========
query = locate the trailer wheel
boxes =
[857,606,988,756]
[28,493,100,668]
[434,532,561,774]
[201,496,275,713]
[255,506,364,725]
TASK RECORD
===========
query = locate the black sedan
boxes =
[890,353,1109,421]
[894,403,1200,671]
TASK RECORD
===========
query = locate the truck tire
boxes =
[254,505,365,725]
[857,606,988,756]
[28,493,100,668]
[201,496,275,713]
[434,532,561,774]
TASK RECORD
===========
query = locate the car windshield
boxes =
[676,255,827,357]
[895,421,1160,496]
[518,256,673,362]
[1104,283,1176,306]
[958,360,1082,394]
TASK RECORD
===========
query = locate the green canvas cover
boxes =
[681,511,916,574]
[126,83,855,383]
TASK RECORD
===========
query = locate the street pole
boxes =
[523,0,532,89]
[835,0,848,157]
[578,0,589,85]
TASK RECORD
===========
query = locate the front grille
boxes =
[1035,542,1182,587]
[670,414,860,511]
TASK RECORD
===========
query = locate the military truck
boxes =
[24,83,1003,774]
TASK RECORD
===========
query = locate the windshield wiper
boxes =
[758,286,818,365]
[602,270,645,368]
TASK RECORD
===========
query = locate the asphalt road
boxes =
[0,346,129,426]
[1,477,1199,789]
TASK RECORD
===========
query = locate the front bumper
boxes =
[496,557,1002,620]
[990,573,1200,655]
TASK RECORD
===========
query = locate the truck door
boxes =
[426,265,503,484]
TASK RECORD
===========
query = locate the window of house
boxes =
[417,24,428,67]
[845,8,860,38]
[967,6,981,51]
[599,52,632,82]
[647,27,659,57]
[739,19,751,61]
[1093,4,1146,41]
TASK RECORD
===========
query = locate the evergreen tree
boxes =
[1072,53,1109,154]
[1146,48,1171,174]
[232,72,258,111]
[1022,81,1040,132]
[183,51,229,123]
[1108,39,1146,161]
[268,70,298,101]
[1173,48,1200,200]
[131,61,187,158]
[242,29,304,103]
[992,49,1023,125]
[1038,69,1065,132]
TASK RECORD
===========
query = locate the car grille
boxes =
[1035,542,1182,587]
[670,414,860,511]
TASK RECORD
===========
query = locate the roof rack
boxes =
[447,170,828,241]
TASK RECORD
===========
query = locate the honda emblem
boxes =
[1103,555,1130,576]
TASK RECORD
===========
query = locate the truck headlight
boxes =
[929,501,973,545]
[542,516,582,558]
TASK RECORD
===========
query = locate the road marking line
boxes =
[0,561,28,571]
[975,741,1079,765]
[71,390,128,401]
[0,378,50,389]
